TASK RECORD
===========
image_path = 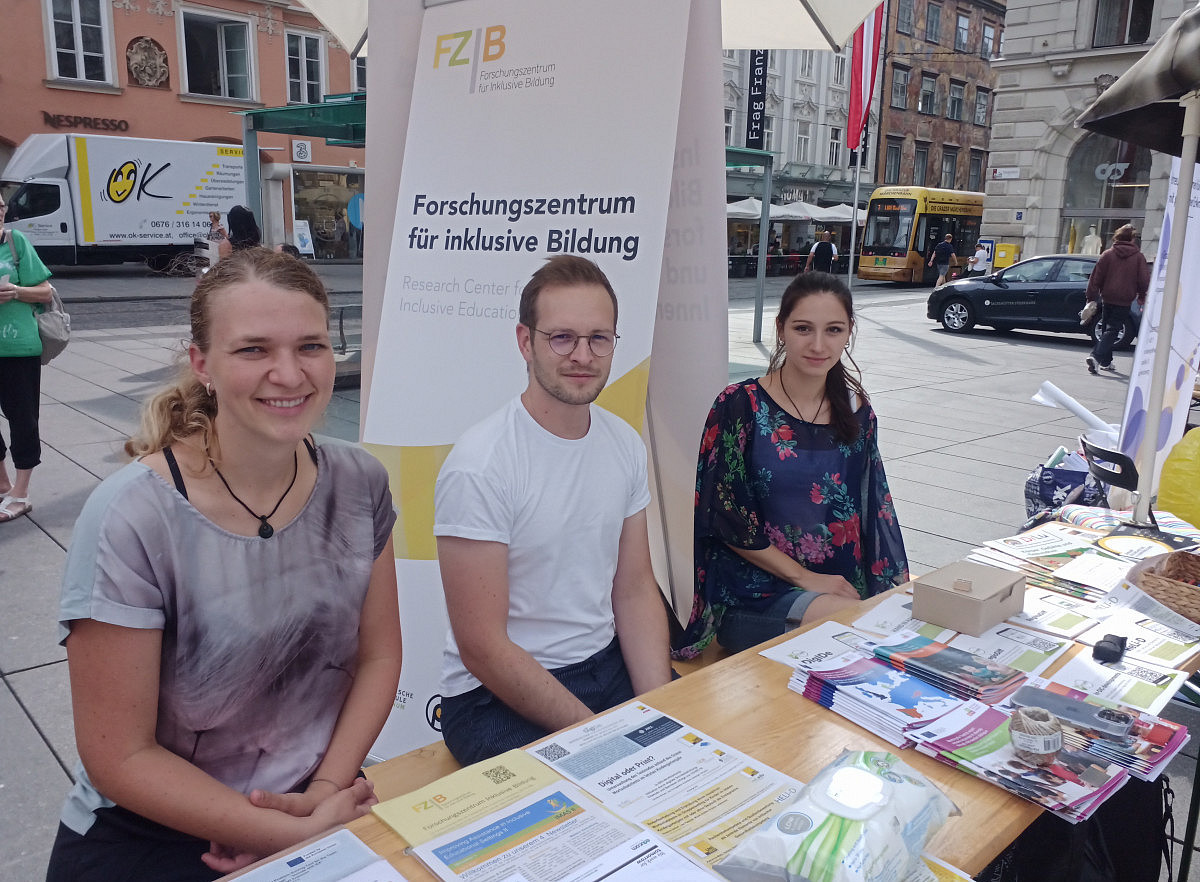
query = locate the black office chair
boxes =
[1078,434,1156,527]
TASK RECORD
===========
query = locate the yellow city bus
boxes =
[858,186,984,284]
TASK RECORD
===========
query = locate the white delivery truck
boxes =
[0,133,246,269]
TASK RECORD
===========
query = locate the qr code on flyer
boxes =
[535,742,569,762]
[482,764,516,785]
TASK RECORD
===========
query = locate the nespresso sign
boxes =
[41,111,130,131]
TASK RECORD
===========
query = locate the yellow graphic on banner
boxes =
[367,357,650,561]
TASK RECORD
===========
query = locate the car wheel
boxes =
[1090,317,1134,350]
[940,298,976,332]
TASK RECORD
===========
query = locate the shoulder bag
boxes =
[5,232,70,364]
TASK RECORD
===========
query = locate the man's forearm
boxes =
[466,640,594,733]
[613,581,672,695]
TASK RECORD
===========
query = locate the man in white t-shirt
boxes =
[433,255,673,764]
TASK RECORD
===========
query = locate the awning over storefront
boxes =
[237,93,365,146]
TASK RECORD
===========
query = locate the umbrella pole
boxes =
[1131,90,1200,525]
[753,161,773,343]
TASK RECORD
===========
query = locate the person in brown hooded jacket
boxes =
[1085,224,1149,374]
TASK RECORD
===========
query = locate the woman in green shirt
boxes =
[0,195,55,523]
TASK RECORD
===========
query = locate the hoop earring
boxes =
[205,382,214,396]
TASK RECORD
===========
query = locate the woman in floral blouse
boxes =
[676,272,908,657]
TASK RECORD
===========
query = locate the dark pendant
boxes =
[258,519,275,539]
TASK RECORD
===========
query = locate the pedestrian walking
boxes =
[928,234,955,287]
[1084,224,1149,375]
[805,231,838,273]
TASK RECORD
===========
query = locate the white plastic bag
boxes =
[714,751,958,882]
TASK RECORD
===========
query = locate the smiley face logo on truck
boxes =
[106,160,138,203]
[103,158,173,203]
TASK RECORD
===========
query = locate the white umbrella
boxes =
[726,197,767,219]
[299,0,883,54]
[775,200,819,220]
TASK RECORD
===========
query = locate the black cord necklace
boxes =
[777,371,826,424]
[210,450,298,539]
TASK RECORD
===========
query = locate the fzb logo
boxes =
[434,26,506,68]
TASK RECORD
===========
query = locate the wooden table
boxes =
[324,593,1042,881]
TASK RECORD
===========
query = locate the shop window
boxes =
[940,148,958,188]
[897,0,914,34]
[891,66,910,109]
[947,81,965,120]
[1093,0,1152,47]
[955,13,970,51]
[914,144,929,186]
[919,74,938,114]
[183,12,252,99]
[1064,132,1151,212]
[293,169,366,260]
[981,24,996,57]
[47,0,113,84]
[885,142,902,184]
[287,31,324,104]
[926,4,942,42]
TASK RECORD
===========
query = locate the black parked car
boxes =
[926,254,1141,349]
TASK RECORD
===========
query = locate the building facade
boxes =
[723,47,878,206]
[876,0,1006,192]
[0,0,367,255]
[984,0,1186,260]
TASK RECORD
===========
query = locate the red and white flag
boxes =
[848,4,884,153]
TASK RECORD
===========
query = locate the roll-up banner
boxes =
[362,0,727,756]
[1119,156,1200,490]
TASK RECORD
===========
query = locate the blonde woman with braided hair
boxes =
[48,248,402,882]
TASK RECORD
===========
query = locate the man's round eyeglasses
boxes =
[531,328,619,357]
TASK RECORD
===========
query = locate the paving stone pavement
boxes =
[1,267,1193,879]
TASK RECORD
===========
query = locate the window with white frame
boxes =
[287,31,324,104]
[182,11,252,99]
[48,0,113,83]
[828,127,842,166]
[974,88,990,125]
[763,116,775,153]
[897,0,914,34]
[725,108,734,146]
[940,148,958,188]
[955,13,970,51]
[885,141,902,184]
[925,4,942,42]
[833,53,847,86]
[891,66,910,109]
[913,144,929,186]
[795,121,811,162]
[981,24,996,57]
[723,49,736,59]
[947,81,964,120]
[353,56,366,92]
[919,73,938,114]
[799,50,814,79]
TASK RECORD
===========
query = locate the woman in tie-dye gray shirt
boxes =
[47,250,402,882]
